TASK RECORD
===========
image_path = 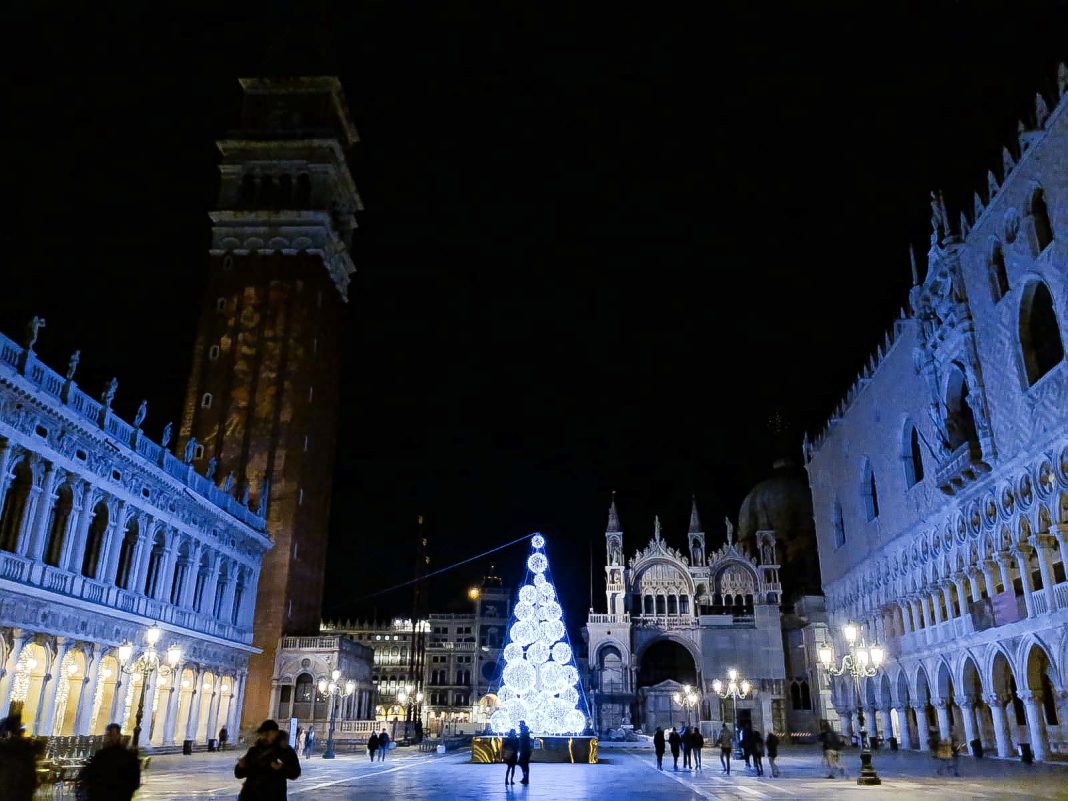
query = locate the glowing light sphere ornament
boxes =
[489,533,590,736]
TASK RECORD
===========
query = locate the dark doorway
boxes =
[637,640,697,687]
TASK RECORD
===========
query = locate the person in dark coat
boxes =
[79,723,141,801]
[717,724,733,775]
[751,730,765,776]
[653,726,666,770]
[366,732,379,762]
[303,727,315,758]
[517,721,533,784]
[0,713,40,801]
[668,726,681,770]
[377,730,390,761]
[502,728,520,784]
[681,724,692,769]
[219,727,230,751]
[235,720,301,801]
[692,728,704,771]
[765,732,780,777]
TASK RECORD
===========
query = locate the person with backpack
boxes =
[653,726,666,770]
[717,724,733,775]
[765,731,780,777]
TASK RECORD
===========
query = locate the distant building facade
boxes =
[178,77,363,730]
[0,328,270,745]
[805,70,1067,760]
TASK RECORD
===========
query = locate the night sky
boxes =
[2,3,1065,638]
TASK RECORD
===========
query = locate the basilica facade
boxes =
[0,328,271,745]
[585,498,794,738]
[805,67,1067,760]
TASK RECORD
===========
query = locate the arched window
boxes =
[904,425,924,487]
[170,541,191,605]
[0,459,33,552]
[1019,281,1064,386]
[44,483,74,567]
[231,570,246,625]
[1030,187,1053,252]
[208,345,220,361]
[790,680,802,709]
[800,680,811,710]
[862,461,879,521]
[201,393,213,409]
[990,241,1009,302]
[832,499,846,548]
[944,366,980,456]
[295,673,314,703]
[81,502,109,578]
[115,518,139,589]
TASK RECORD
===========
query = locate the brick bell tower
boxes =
[179,77,362,730]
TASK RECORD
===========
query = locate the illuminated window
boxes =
[208,345,220,361]
[201,393,213,409]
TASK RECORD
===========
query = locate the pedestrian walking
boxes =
[668,726,681,770]
[220,726,230,751]
[234,720,301,801]
[367,731,379,762]
[304,727,316,758]
[502,728,519,784]
[295,728,306,757]
[78,723,141,801]
[378,729,390,761]
[740,725,752,769]
[0,713,42,801]
[681,724,692,769]
[765,731,780,777]
[517,721,533,785]
[716,724,732,775]
[692,728,704,771]
[818,724,846,779]
[653,726,666,770]
[752,730,765,776]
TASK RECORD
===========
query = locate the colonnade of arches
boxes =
[0,631,245,746]
[0,444,259,634]
[831,639,1065,761]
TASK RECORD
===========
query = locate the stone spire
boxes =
[654,515,662,542]
[606,492,621,533]
[688,495,703,534]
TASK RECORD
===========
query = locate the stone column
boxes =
[73,644,104,735]
[140,668,161,745]
[1051,525,1068,579]
[995,553,1014,598]
[877,707,892,743]
[65,490,97,575]
[913,705,930,751]
[57,482,86,571]
[1033,536,1058,598]
[1019,691,1048,761]
[36,638,72,736]
[179,543,203,608]
[101,502,128,585]
[934,699,951,741]
[980,561,998,597]
[269,679,283,720]
[0,630,32,719]
[960,697,979,754]
[219,570,238,621]
[894,706,913,749]
[984,693,1013,757]
[161,673,181,746]
[27,463,59,562]
[156,535,181,603]
[201,556,222,616]
[228,672,246,736]
[919,595,933,628]
[132,518,156,595]
[205,680,223,743]
[952,577,969,615]
[184,671,205,742]
[1010,547,1036,617]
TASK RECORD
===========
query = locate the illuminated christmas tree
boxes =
[489,533,589,735]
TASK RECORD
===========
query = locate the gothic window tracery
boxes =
[1019,280,1064,386]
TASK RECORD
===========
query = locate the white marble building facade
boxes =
[0,328,271,746]
[805,69,1068,760]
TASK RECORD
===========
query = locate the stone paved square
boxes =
[116,744,1068,801]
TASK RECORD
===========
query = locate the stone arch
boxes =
[595,642,627,694]
[989,238,1010,301]
[942,363,980,457]
[1018,279,1064,386]
[634,636,699,688]
[53,647,89,736]
[1025,184,1054,253]
[1022,640,1060,725]
[0,456,33,552]
[860,457,879,521]
[143,529,168,597]
[901,418,925,487]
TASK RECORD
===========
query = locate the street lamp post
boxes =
[319,669,356,759]
[818,622,885,786]
[397,686,425,744]
[711,668,751,758]
[671,684,700,728]
[117,623,181,750]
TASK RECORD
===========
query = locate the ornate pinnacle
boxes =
[654,515,662,542]
[688,495,702,534]
[606,492,621,533]
[909,244,919,286]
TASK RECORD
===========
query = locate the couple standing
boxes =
[501,721,532,785]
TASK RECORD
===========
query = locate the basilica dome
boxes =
[737,457,821,597]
